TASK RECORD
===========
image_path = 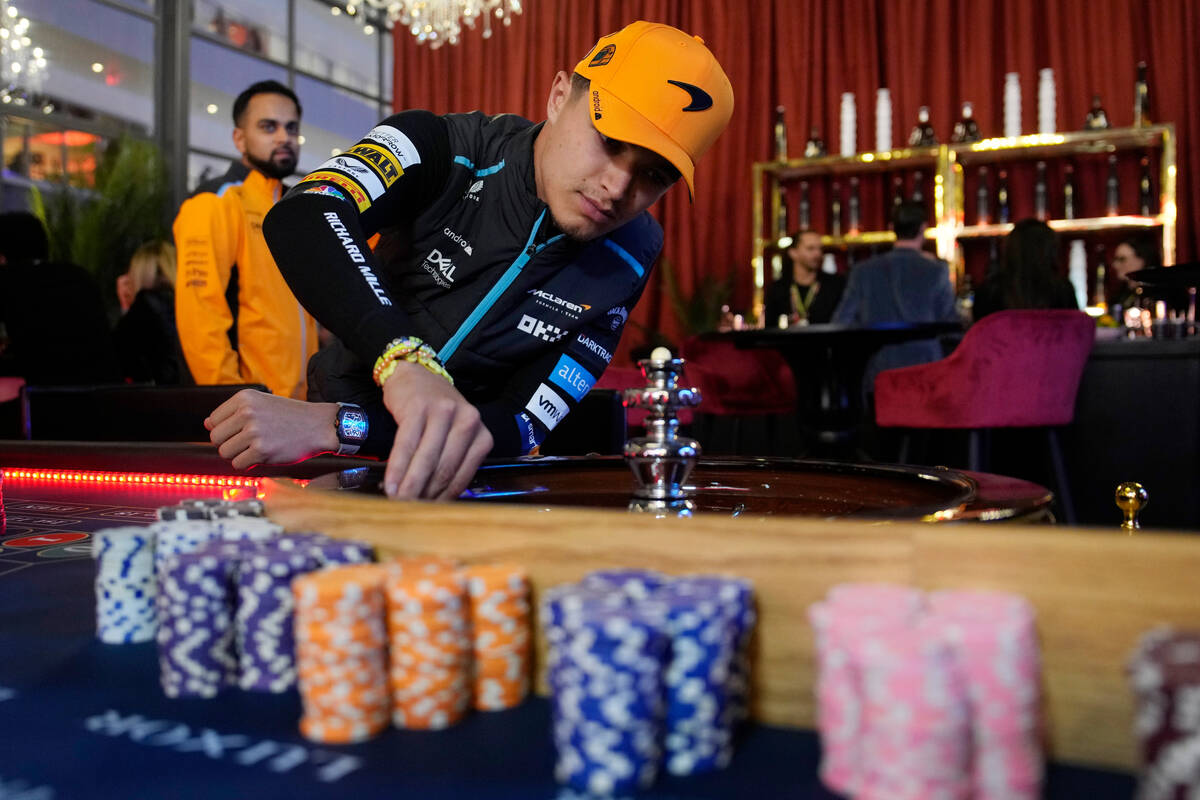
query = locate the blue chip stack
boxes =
[235,547,321,692]
[542,570,758,792]
[93,527,157,644]
[543,585,670,796]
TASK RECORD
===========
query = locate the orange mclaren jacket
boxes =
[173,162,318,399]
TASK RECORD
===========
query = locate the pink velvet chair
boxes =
[874,309,1095,523]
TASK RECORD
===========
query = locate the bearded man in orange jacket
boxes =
[174,80,318,399]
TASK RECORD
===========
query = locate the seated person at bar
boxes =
[202,21,734,501]
[763,229,845,326]
[831,201,957,396]
[972,218,1078,321]
[1109,232,1161,312]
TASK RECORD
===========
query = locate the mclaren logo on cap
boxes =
[667,80,713,112]
[589,44,616,68]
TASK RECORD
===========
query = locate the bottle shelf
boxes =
[951,125,1171,166]
[957,215,1165,239]
[763,147,939,179]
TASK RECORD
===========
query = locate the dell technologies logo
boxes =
[422,248,456,288]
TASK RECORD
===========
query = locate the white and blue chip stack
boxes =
[541,569,757,794]
[93,526,158,644]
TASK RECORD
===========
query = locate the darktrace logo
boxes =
[588,44,615,68]
[667,80,714,112]
[422,248,456,288]
[592,90,603,121]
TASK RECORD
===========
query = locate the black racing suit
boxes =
[263,110,662,457]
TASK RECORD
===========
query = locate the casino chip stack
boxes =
[928,591,1042,800]
[385,558,473,729]
[235,547,321,692]
[156,541,252,698]
[658,576,754,776]
[542,583,670,796]
[1128,627,1200,799]
[93,527,157,644]
[464,563,531,710]
[293,564,390,744]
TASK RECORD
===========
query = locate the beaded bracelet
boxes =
[372,336,454,388]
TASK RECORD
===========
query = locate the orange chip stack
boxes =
[464,563,531,711]
[384,559,472,729]
[292,564,390,744]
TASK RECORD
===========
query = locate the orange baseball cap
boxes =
[574,21,734,199]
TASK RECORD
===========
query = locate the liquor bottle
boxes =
[892,175,905,211]
[908,106,937,146]
[1092,262,1108,308]
[776,185,789,236]
[1063,162,1077,220]
[830,180,843,238]
[996,169,1010,223]
[1139,155,1155,215]
[1134,61,1151,127]
[1106,154,1120,215]
[798,180,811,228]
[1084,94,1110,130]
[848,177,861,235]
[911,170,924,204]
[976,166,990,225]
[804,127,827,158]
[950,102,982,143]
[1034,161,1048,221]
[773,106,788,161]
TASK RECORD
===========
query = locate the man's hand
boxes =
[380,361,493,501]
[206,389,339,469]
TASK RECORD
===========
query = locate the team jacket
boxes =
[263,111,662,456]
[174,162,319,399]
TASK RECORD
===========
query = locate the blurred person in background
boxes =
[972,218,1077,321]
[114,240,191,384]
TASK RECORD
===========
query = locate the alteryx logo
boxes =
[549,355,595,402]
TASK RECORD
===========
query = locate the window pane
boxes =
[293,75,383,176]
[295,0,381,97]
[382,29,393,107]
[188,37,287,160]
[21,0,155,132]
[193,0,288,64]
[187,150,232,192]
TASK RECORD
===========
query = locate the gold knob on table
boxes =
[1115,482,1148,532]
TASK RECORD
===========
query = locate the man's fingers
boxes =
[397,403,455,499]
[436,427,494,501]
[384,417,424,498]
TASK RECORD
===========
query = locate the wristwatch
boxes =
[334,403,369,455]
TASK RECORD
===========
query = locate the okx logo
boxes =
[517,314,566,343]
[422,248,456,288]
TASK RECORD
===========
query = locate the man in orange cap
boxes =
[205,21,733,501]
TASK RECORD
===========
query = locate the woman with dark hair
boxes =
[1109,232,1162,311]
[972,218,1078,321]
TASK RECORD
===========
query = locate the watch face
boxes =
[338,407,369,442]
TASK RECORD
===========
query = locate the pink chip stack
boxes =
[809,583,1042,800]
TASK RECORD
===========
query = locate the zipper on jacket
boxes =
[438,208,563,363]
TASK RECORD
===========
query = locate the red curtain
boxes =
[394,0,1199,362]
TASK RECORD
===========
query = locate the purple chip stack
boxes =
[235,547,322,692]
[155,542,250,698]
[1128,626,1200,799]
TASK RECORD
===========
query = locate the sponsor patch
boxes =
[517,314,566,343]
[525,383,569,430]
[324,211,391,306]
[299,170,371,212]
[589,44,616,68]
[529,289,591,320]
[302,184,349,203]
[606,305,629,331]
[312,155,387,200]
[549,355,596,402]
[514,412,540,453]
[592,90,603,121]
[463,179,484,202]
[347,142,402,186]
[577,333,613,364]
[421,249,456,288]
[443,227,473,256]
[363,125,422,169]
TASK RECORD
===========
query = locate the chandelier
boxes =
[358,0,523,49]
[0,0,47,105]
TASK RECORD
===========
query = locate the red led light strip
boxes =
[1,468,262,490]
